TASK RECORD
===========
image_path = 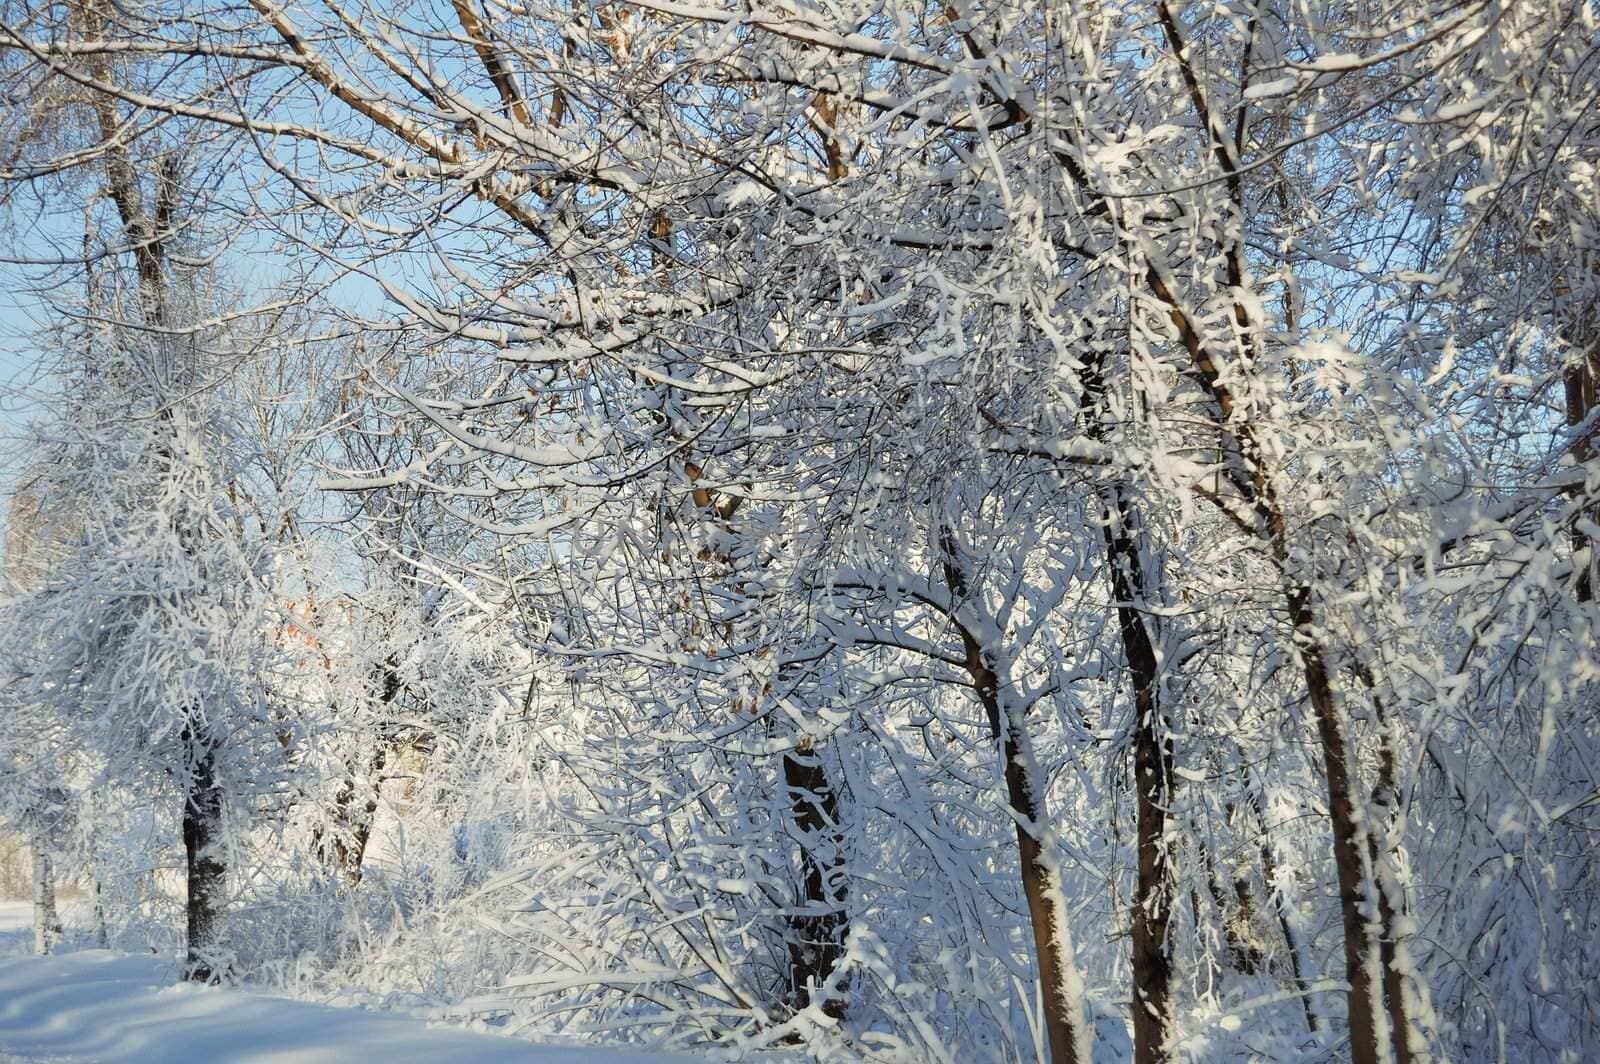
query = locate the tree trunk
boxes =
[647,201,855,1020]
[335,752,384,887]
[318,743,388,887]
[1080,341,1175,1062]
[1143,254,1398,1062]
[1358,663,1421,1063]
[91,874,109,950]
[1292,611,1386,1064]
[184,742,226,981]
[1202,843,1264,975]
[83,792,110,949]
[1370,842,1412,1064]
[32,843,62,956]
[941,529,1088,1064]
[675,404,854,1021]
[1564,344,1598,602]
[1099,485,1175,1064]
[315,658,402,886]
[994,690,1086,1064]
[782,738,849,1018]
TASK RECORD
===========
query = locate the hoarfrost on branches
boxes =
[0,0,1596,1061]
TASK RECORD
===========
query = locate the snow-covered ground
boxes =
[0,902,693,1063]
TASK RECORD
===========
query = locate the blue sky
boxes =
[0,264,58,491]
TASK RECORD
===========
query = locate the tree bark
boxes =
[1351,662,1417,1062]
[32,843,62,956]
[83,792,110,949]
[1126,8,1405,1048]
[311,656,404,886]
[1098,487,1175,1064]
[1100,492,1177,1062]
[1080,340,1175,1062]
[91,874,109,950]
[1202,842,1264,976]
[1564,343,1598,602]
[184,741,226,981]
[672,368,853,1018]
[940,529,1087,1064]
[1293,608,1386,1063]
[315,745,387,888]
[320,670,399,886]
[992,680,1084,1064]
[782,738,848,1018]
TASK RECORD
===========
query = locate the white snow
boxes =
[1243,76,1299,100]
[0,904,693,1064]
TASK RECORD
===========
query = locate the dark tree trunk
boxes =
[1371,843,1412,1064]
[1100,486,1175,1064]
[184,741,226,982]
[1292,611,1385,1064]
[782,738,848,1018]
[336,749,385,886]
[673,412,856,1022]
[1080,342,1175,1063]
[317,743,389,887]
[1564,350,1598,602]
[1203,844,1264,975]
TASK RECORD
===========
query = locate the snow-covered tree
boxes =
[2,0,1599,1059]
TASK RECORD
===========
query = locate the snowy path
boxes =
[0,904,693,1063]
